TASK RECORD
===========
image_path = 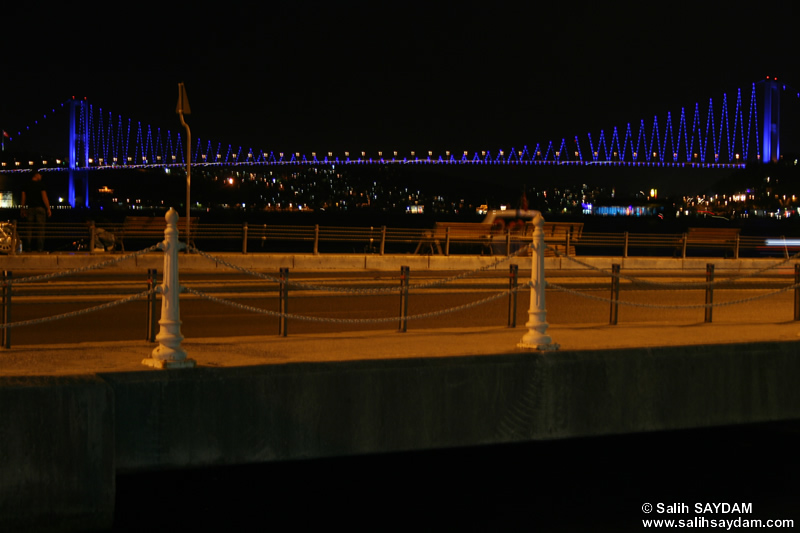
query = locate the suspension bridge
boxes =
[1,77,796,207]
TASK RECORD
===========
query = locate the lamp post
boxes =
[176,82,192,243]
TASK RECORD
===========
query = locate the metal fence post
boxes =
[734,233,740,259]
[279,267,289,337]
[142,208,195,369]
[505,228,512,256]
[508,264,518,327]
[380,226,386,256]
[398,265,409,332]
[146,268,158,342]
[518,213,558,350]
[2,271,11,349]
[10,221,18,255]
[242,222,248,254]
[610,264,620,325]
[794,265,799,321]
[623,231,629,258]
[313,224,320,255]
[704,263,714,323]
[89,222,97,253]
[444,227,451,256]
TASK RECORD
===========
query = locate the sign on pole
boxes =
[176,83,192,242]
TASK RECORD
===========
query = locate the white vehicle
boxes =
[481,209,542,233]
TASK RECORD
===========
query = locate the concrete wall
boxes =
[532,342,800,438]
[3,341,800,531]
[0,376,114,533]
[106,341,800,475]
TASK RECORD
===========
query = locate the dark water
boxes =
[112,422,800,532]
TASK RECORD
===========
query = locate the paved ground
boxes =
[2,318,799,376]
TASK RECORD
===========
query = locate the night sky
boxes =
[3,2,799,158]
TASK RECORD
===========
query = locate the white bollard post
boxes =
[518,213,559,351]
[142,208,196,369]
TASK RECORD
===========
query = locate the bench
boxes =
[522,221,584,256]
[415,220,585,256]
[543,221,583,256]
[680,227,741,257]
[118,216,199,251]
[414,222,493,255]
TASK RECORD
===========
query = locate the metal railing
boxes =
[8,220,800,258]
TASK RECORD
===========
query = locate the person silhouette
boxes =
[21,171,52,252]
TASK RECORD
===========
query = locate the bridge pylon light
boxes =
[762,78,781,163]
[68,97,89,208]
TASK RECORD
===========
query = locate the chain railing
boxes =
[550,246,800,288]
[0,288,156,330]
[544,244,800,323]
[5,212,800,362]
[182,284,528,325]
[182,243,531,330]
[546,279,800,309]
[2,211,535,363]
[182,212,556,351]
[0,244,163,348]
[187,244,530,294]
[0,215,534,356]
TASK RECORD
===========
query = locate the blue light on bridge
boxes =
[7,82,794,182]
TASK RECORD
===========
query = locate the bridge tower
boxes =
[68,98,90,208]
[762,78,781,163]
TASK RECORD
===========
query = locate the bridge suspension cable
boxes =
[4,81,798,175]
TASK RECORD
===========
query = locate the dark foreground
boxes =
[112,422,800,532]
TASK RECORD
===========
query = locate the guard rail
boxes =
[7,221,800,258]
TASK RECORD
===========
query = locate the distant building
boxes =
[0,191,14,208]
